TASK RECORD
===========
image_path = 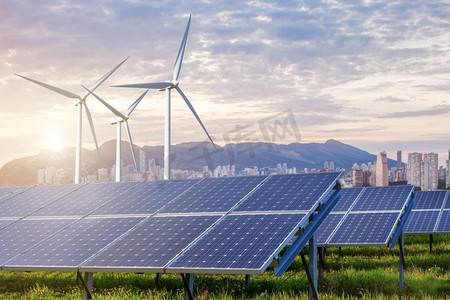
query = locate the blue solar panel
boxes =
[435,210,450,233]
[351,186,413,211]
[168,213,307,273]
[81,215,220,271]
[31,182,139,217]
[0,184,83,218]
[234,173,340,212]
[0,186,29,201]
[160,176,267,213]
[332,188,363,212]
[404,210,440,234]
[328,213,399,245]
[444,193,450,209]
[413,191,446,209]
[0,220,16,230]
[4,217,145,270]
[91,180,200,215]
[0,218,77,265]
[315,213,345,245]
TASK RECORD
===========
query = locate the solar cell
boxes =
[413,191,446,210]
[234,173,340,212]
[332,188,363,212]
[328,212,400,245]
[404,210,440,234]
[0,184,83,218]
[31,181,139,217]
[435,210,450,233]
[0,218,77,265]
[315,213,345,245]
[351,186,413,212]
[167,213,307,274]
[160,176,267,213]
[444,192,450,209]
[81,215,220,272]
[0,220,16,230]
[4,217,145,270]
[91,179,200,215]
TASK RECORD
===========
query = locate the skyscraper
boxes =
[421,153,439,191]
[407,152,422,188]
[396,150,402,168]
[139,150,147,173]
[376,152,388,186]
[446,150,450,188]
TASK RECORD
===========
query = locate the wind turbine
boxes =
[82,86,149,182]
[113,15,215,180]
[16,57,128,183]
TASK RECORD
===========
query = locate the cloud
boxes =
[374,96,408,103]
[379,105,450,118]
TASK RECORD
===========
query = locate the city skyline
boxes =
[1,1,450,168]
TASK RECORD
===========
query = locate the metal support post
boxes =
[245,274,251,286]
[429,234,433,252]
[318,246,325,280]
[78,272,93,300]
[155,273,162,287]
[181,273,194,300]
[309,234,318,298]
[399,231,405,291]
[300,252,318,300]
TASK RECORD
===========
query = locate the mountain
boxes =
[0,139,395,187]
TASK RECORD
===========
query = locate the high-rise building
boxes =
[329,161,335,171]
[376,152,388,186]
[407,152,422,188]
[421,153,439,191]
[446,156,450,189]
[139,150,147,173]
[396,150,402,168]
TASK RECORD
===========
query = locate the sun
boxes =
[45,134,64,151]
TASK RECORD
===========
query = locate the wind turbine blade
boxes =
[15,74,80,99]
[175,86,216,148]
[124,120,139,173]
[126,89,149,117]
[84,102,101,158]
[82,57,129,99]
[81,85,127,120]
[173,15,191,82]
[113,82,172,90]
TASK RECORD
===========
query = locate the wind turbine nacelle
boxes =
[109,116,124,125]
[73,99,83,106]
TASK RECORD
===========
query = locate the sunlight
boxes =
[45,133,64,151]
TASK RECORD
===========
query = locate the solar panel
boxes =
[0,186,30,201]
[160,176,267,213]
[0,218,77,265]
[404,210,440,234]
[444,193,450,209]
[314,213,345,244]
[92,180,200,215]
[234,173,340,212]
[0,184,83,218]
[435,210,450,233]
[167,213,307,274]
[81,215,220,272]
[4,217,144,270]
[31,182,139,217]
[413,191,446,209]
[332,188,363,212]
[351,185,412,211]
[328,212,400,245]
[0,220,16,230]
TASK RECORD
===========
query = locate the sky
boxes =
[1,0,449,168]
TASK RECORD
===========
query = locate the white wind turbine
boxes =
[82,86,149,182]
[16,57,128,183]
[113,15,215,180]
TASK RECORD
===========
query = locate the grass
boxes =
[0,234,448,299]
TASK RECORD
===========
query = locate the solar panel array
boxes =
[404,190,450,234]
[0,172,342,275]
[314,185,414,246]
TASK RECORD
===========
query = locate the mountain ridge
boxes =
[0,139,395,187]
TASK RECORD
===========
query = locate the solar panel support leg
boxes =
[318,246,325,280]
[309,234,318,299]
[399,231,405,292]
[429,234,433,252]
[80,272,93,300]
[155,273,162,288]
[181,273,194,300]
[300,252,318,300]
[245,275,251,286]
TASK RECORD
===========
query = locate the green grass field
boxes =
[0,234,448,299]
